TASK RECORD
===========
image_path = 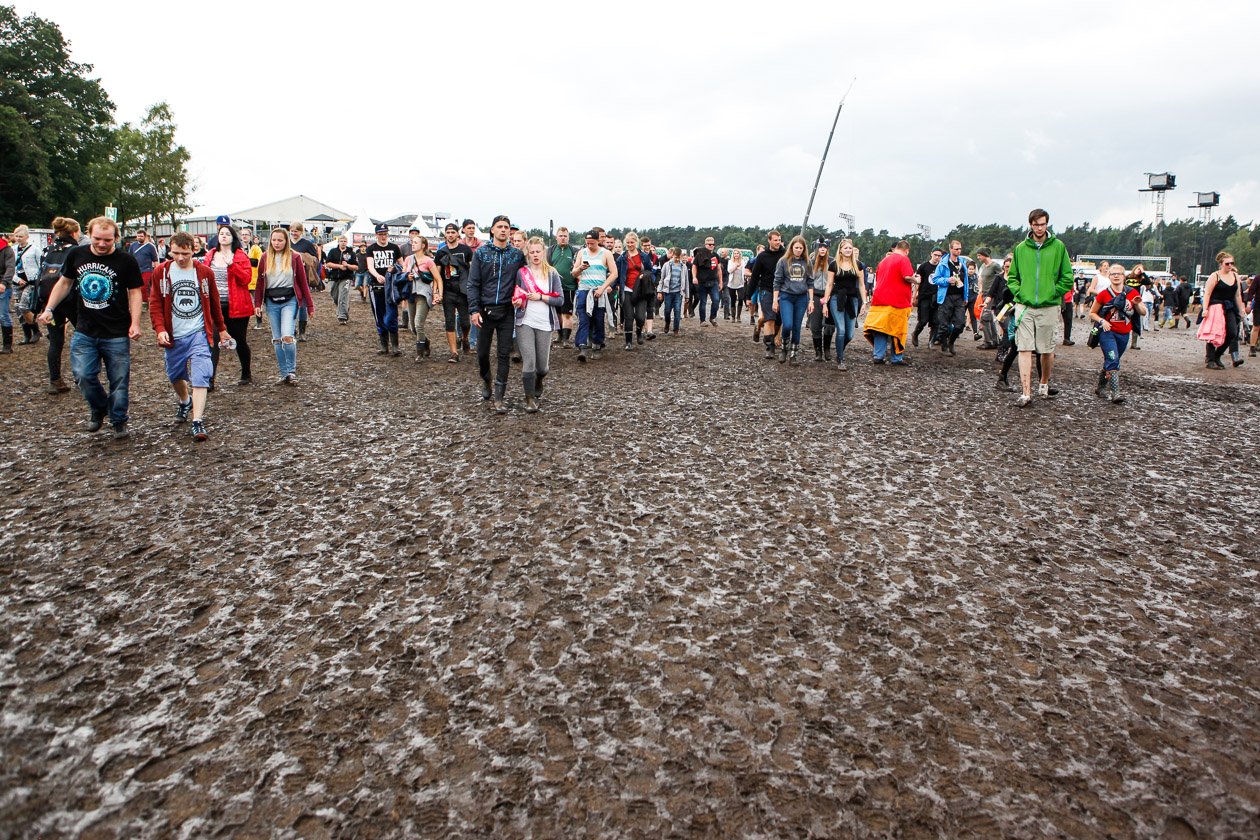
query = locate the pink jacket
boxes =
[1196,303,1226,348]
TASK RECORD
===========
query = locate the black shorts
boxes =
[560,288,576,315]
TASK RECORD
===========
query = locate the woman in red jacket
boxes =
[205,222,254,386]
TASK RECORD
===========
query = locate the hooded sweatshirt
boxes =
[1007,231,1073,308]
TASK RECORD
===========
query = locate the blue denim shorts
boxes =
[164,331,214,387]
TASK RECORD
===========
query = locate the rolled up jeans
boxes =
[70,332,131,426]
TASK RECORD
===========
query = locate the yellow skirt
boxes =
[863,305,911,355]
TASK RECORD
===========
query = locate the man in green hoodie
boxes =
[1007,208,1074,407]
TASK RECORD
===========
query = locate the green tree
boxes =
[1223,228,1260,275]
[0,4,114,228]
[92,103,193,232]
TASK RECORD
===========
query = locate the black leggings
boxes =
[622,291,647,341]
[210,305,252,378]
[46,321,66,383]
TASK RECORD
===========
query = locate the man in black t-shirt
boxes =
[324,234,355,324]
[749,231,785,358]
[691,235,722,326]
[38,217,143,438]
[365,223,403,355]
[434,222,474,361]
[912,248,942,347]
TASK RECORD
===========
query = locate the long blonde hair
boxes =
[266,227,293,276]
[835,238,860,274]
[527,236,553,277]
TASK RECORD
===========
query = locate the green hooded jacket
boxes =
[1007,231,1073,308]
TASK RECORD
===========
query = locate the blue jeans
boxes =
[871,332,905,363]
[661,292,682,329]
[575,289,607,348]
[1098,329,1129,371]
[266,297,298,376]
[70,332,131,426]
[0,285,11,327]
[697,283,720,322]
[829,297,857,362]
[779,291,808,345]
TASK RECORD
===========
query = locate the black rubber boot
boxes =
[492,381,507,414]
[535,371,546,399]
[523,373,538,413]
[1094,370,1107,397]
[789,344,800,366]
[389,330,401,356]
[481,378,492,401]
[0,325,11,354]
[19,323,34,345]
[764,338,775,360]
[812,336,823,362]
[377,334,389,355]
[778,342,788,364]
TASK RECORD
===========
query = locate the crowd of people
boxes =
[1,207,1257,439]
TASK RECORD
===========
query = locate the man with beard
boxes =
[435,222,474,362]
[749,230,785,358]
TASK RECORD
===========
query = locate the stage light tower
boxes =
[1139,172,1176,254]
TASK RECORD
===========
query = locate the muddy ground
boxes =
[1,299,1257,839]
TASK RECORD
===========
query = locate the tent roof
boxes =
[230,195,353,223]
[347,212,379,235]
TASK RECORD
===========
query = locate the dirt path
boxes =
[1,300,1257,838]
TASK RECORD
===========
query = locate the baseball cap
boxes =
[215,214,232,227]
[375,223,389,233]
[585,229,600,239]
[444,222,459,232]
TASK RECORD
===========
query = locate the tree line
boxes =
[0,5,191,232]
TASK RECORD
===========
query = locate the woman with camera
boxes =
[1089,263,1145,403]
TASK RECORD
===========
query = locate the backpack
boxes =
[37,240,78,326]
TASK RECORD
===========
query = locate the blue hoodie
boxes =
[931,255,972,305]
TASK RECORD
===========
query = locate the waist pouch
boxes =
[265,287,294,303]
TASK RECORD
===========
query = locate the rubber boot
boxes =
[389,330,401,356]
[823,326,834,361]
[790,344,801,366]
[1094,370,1107,397]
[492,381,507,414]
[535,371,546,399]
[0,325,11,354]
[778,341,788,364]
[18,323,34,345]
[298,319,307,341]
[481,378,492,400]
[1109,370,1125,404]
[523,373,539,413]
[399,309,409,330]
[764,338,775,360]
[812,336,823,362]
[377,333,389,355]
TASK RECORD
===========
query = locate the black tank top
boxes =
[1210,276,1237,305]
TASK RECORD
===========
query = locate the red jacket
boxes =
[148,261,227,345]
[253,251,315,313]
[202,248,254,318]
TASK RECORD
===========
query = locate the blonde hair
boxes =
[266,227,293,276]
[835,238,860,274]
[12,224,29,237]
[86,216,118,238]
[526,236,553,277]
[624,231,639,250]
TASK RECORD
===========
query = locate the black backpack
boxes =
[37,240,78,325]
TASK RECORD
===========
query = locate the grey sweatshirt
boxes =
[773,257,813,295]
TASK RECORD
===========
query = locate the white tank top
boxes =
[578,247,609,290]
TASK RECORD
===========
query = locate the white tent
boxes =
[347,212,378,237]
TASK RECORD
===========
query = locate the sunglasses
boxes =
[1223,261,1234,266]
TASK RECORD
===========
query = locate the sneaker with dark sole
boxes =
[175,399,193,423]
[191,420,208,441]
[285,373,297,385]
[1016,395,1032,408]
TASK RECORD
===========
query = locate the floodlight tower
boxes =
[1139,172,1176,253]
[916,224,931,241]
[838,213,855,235]
[1189,191,1221,280]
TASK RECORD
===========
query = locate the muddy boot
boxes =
[1109,370,1125,404]
[778,342,788,364]
[535,371,546,400]
[523,373,539,413]
[1130,332,1139,350]
[492,381,507,414]
[1094,370,1107,397]
[376,333,390,355]
[399,310,409,330]
[389,330,401,356]
[298,320,307,341]
[1250,345,1257,357]
[812,338,823,362]
[0,325,11,354]
[763,338,774,360]
[18,323,33,345]
[790,344,801,366]
[480,378,492,401]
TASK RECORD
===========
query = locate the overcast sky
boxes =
[30,0,1260,236]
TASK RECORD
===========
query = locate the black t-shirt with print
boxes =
[435,244,474,292]
[325,246,355,281]
[692,247,720,285]
[59,245,143,338]
[365,243,402,286]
